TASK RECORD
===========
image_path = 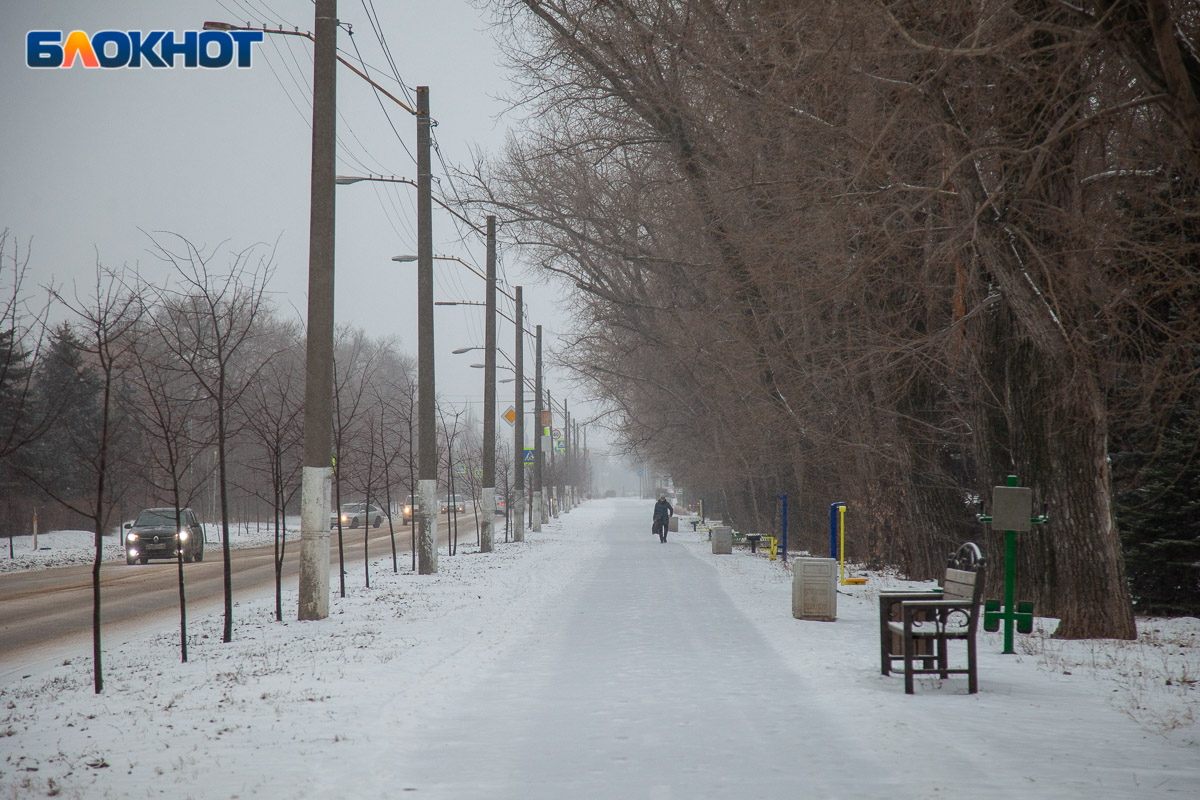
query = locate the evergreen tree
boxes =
[27,324,102,505]
[1115,410,1200,616]
[1,326,34,542]
[1,327,36,459]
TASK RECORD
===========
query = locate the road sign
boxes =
[502,406,517,426]
[554,439,566,452]
[455,463,467,475]
[552,428,561,439]
[473,467,482,479]
[523,449,535,465]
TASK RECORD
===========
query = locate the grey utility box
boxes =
[793,558,837,621]
[668,516,679,533]
[711,526,733,554]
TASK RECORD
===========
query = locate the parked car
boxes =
[330,502,384,529]
[402,494,420,524]
[124,507,204,565]
[494,493,507,514]
[440,494,466,514]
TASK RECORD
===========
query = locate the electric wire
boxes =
[212,3,527,355]
[346,26,418,166]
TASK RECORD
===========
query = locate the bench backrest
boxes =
[945,566,984,604]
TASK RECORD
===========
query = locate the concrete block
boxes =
[668,516,679,532]
[711,526,733,554]
[793,557,837,621]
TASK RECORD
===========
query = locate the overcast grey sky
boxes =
[1,0,607,453]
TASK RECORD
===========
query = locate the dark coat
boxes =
[653,499,674,521]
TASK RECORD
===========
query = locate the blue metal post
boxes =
[830,502,845,558]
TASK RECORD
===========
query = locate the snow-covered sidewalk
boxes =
[1,499,1197,798]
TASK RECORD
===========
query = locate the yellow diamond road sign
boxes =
[502,406,517,426]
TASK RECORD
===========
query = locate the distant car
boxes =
[494,494,507,514]
[440,494,466,514]
[125,508,204,565]
[331,503,384,529]
[402,494,420,524]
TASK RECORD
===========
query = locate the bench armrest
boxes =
[879,590,943,601]
[900,599,974,610]
[898,599,977,635]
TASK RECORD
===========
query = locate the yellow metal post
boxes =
[838,504,846,584]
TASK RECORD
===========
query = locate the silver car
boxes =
[331,503,385,529]
[440,494,466,514]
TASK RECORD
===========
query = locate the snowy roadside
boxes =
[1,520,299,574]
[0,510,606,799]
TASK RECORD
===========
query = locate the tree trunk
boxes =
[1041,384,1136,639]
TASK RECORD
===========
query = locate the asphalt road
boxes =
[0,512,492,668]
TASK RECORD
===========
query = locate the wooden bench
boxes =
[879,543,986,694]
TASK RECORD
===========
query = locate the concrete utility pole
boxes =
[480,215,497,553]
[416,85,438,574]
[513,286,525,542]
[547,390,557,518]
[298,0,336,621]
[533,324,543,531]
[562,400,570,513]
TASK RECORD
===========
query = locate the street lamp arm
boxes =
[203,21,416,115]
[336,174,485,235]
[437,298,530,337]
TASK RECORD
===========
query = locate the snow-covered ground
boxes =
[0,520,295,574]
[1,498,1197,798]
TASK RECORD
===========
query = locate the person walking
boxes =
[652,495,674,543]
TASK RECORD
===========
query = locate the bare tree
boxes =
[438,403,469,556]
[331,327,383,596]
[21,262,140,692]
[471,0,1200,637]
[370,346,416,573]
[1,231,59,553]
[235,317,305,620]
[145,233,272,643]
[128,306,212,662]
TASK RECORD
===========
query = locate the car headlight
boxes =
[126,532,138,543]
[178,530,189,542]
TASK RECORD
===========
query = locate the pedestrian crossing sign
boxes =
[523,449,535,464]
